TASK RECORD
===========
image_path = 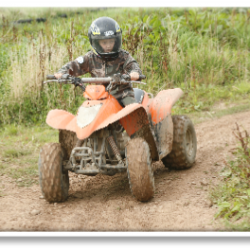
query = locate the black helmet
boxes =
[88,17,122,60]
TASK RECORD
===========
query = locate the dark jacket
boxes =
[57,49,142,100]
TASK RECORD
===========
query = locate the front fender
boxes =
[46,109,76,132]
[119,105,159,161]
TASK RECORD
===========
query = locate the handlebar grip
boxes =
[139,75,146,80]
[46,75,57,80]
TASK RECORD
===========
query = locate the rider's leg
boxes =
[121,95,137,106]
[111,88,137,107]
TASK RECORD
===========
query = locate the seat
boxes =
[133,88,145,104]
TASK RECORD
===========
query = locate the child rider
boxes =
[54,16,143,107]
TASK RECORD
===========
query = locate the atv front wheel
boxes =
[126,138,155,202]
[59,130,77,160]
[162,115,197,170]
[39,143,69,202]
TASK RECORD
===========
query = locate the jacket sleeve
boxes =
[56,54,90,76]
[123,53,142,75]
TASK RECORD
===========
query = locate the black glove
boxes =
[61,74,71,79]
[111,73,131,85]
[121,74,131,84]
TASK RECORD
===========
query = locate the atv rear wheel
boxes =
[126,138,155,202]
[162,115,197,170]
[39,143,69,202]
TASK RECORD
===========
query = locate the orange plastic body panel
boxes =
[46,93,147,141]
[47,94,123,139]
[119,105,149,136]
[83,85,108,100]
[141,91,151,109]
[120,91,151,136]
[148,88,183,125]
[46,110,77,131]
[46,86,183,147]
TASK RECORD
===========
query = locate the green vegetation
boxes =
[0,125,58,187]
[211,123,250,230]
[0,7,250,125]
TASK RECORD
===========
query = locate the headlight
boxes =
[77,104,103,128]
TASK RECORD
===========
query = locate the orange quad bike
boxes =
[39,74,197,203]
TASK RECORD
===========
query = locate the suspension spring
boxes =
[107,135,122,162]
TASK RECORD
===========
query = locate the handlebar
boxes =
[139,75,146,80]
[46,75,57,80]
[44,74,146,92]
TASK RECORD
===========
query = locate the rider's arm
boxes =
[123,53,142,81]
[55,53,90,79]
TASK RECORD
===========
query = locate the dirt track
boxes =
[1,110,250,231]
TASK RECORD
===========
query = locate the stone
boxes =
[30,209,41,216]
[200,180,208,186]
[191,182,196,185]
[127,201,134,208]
[17,178,22,182]
[39,196,44,199]
[205,200,213,208]
[74,193,83,199]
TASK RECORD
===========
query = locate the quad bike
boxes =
[39,73,197,203]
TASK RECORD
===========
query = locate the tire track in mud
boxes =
[1,110,250,231]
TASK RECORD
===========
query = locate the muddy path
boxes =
[1,110,250,231]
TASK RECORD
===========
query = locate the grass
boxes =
[0,7,250,125]
[210,123,250,230]
[188,101,250,125]
[0,124,58,187]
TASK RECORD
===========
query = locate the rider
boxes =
[54,16,143,106]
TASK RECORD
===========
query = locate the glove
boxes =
[111,73,131,85]
[121,74,131,82]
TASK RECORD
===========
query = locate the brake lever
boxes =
[106,82,114,92]
[130,81,147,85]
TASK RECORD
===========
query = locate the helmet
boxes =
[88,17,122,60]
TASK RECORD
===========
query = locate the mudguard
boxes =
[46,95,159,159]
[46,88,183,161]
[147,88,183,160]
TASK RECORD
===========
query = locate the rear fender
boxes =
[149,88,183,125]
[148,88,183,159]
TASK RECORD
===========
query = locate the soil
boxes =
[1,110,250,232]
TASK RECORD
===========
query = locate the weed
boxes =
[3,124,18,136]
[211,123,250,229]
[0,125,58,187]
[3,148,32,158]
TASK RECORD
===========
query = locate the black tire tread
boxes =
[162,115,197,170]
[39,143,69,202]
[126,138,155,202]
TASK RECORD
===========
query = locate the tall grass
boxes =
[0,7,250,125]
